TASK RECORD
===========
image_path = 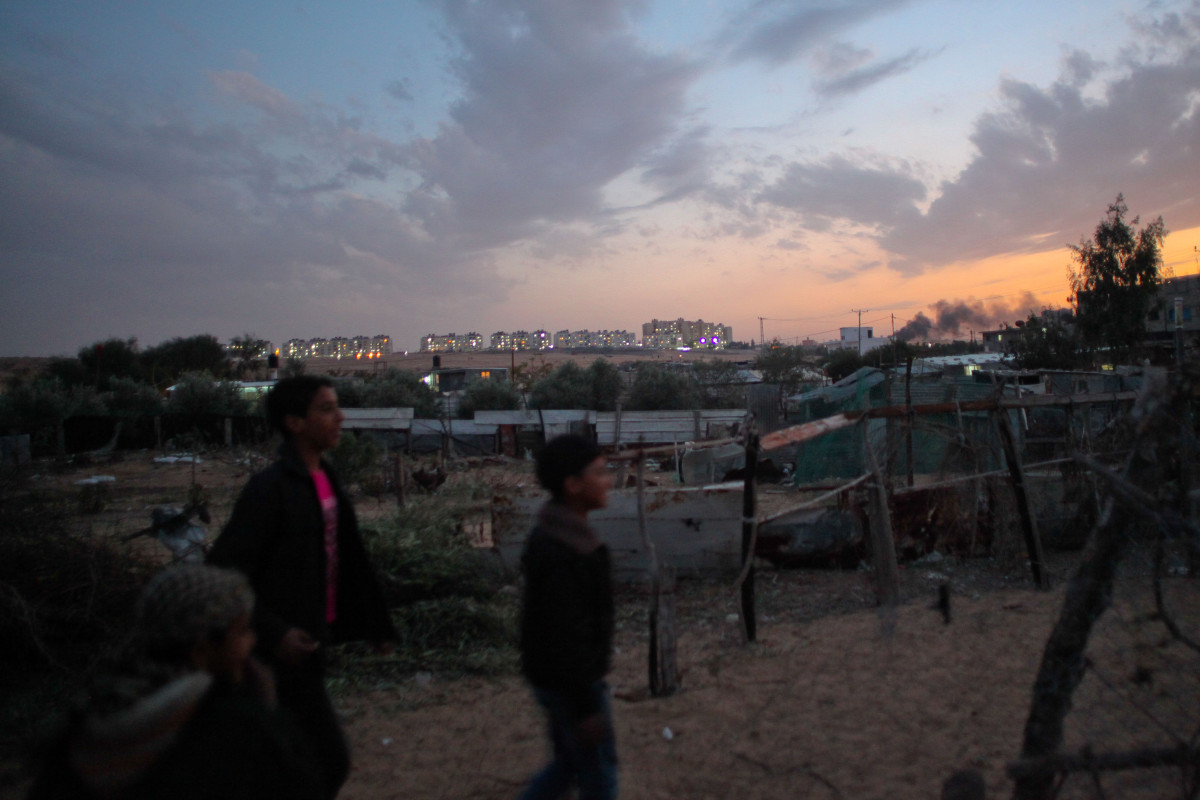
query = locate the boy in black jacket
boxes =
[519,434,617,800]
[209,375,396,800]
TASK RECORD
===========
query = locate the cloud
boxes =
[758,155,926,230]
[879,14,1200,272]
[718,0,913,68]
[385,79,414,102]
[404,0,702,249]
[814,47,935,98]
[895,292,1044,340]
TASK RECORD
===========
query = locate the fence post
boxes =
[739,431,759,642]
[862,419,901,607]
[905,356,915,488]
[638,453,678,695]
[993,409,1047,589]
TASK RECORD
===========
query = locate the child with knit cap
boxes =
[28,565,320,800]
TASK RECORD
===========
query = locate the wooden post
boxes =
[739,432,758,642]
[905,356,914,488]
[392,452,407,507]
[656,567,678,695]
[994,409,1047,589]
[638,454,678,695]
[862,419,901,607]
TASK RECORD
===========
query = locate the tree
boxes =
[586,359,623,411]
[0,376,101,455]
[691,359,745,408]
[529,362,592,409]
[347,369,440,417]
[142,335,228,388]
[755,345,816,393]
[511,356,554,403]
[1006,311,1083,370]
[77,338,143,388]
[281,357,307,379]
[457,379,522,418]
[823,349,867,382]
[103,377,164,418]
[228,333,270,379]
[625,364,700,410]
[165,371,248,419]
[1068,194,1167,363]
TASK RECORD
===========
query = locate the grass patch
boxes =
[338,483,519,689]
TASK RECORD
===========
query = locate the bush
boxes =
[0,481,152,761]
[457,379,521,418]
[166,371,248,419]
[330,431,383,492]
[363,494,499,604]
[626,364,700,410]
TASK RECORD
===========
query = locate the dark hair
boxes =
[535,434,601,500]
[266,375,334,437]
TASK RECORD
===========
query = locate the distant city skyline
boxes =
[2,1,1197,357]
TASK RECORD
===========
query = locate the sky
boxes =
[1,0,1198,357]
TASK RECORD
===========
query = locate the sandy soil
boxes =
[338,564,1199,800]
[11,452,1199,800]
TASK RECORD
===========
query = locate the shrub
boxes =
[330,431,383,492]
[363,494,499,604]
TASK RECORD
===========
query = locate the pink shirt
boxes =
[311,469,339,624]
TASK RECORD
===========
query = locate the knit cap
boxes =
[136,565,254,659]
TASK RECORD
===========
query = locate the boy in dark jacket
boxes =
[519,434,617,800]
[208,375,397,799]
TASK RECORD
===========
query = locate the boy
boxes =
[208,375,396,799]
[519,434,618,800]
[29,565,321,800]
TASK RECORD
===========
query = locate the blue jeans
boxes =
[521,681,618,800]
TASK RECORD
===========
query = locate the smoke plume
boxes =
[895,292,1042,341]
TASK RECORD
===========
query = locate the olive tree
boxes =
[1068,194,1167,364]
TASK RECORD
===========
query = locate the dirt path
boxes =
[337,584,1061,800]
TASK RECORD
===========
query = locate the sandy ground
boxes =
[338,565,1199,800]
[9,451,1199,800]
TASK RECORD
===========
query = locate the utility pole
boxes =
[891,313,898,368]
[850,309,869,356]
[758,317,765,349]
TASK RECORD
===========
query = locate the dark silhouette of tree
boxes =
[142,335,228,388]
[823,349,867,382]
[457,379,521,418]
[228,333,271,379]
[1068,194,1167,364]
[585,359,623,411]
[527,359,625,410]
[77,338,144,388]
[1006,311,1083,370]
[342,369,439,417]
[755,345,815,393]
[529,362,592,409]
[103,376,164,418]
[626,364,700,410]
[692,359,746,408]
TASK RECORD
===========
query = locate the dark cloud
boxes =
[406,0,702,246]
[718,0,913,67]
[758,156,926,229]
[0,0,705,353]
[814,47,935,98]
[895,292,1044,340]
[384,79,413,102]
[880,17,1200,272]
